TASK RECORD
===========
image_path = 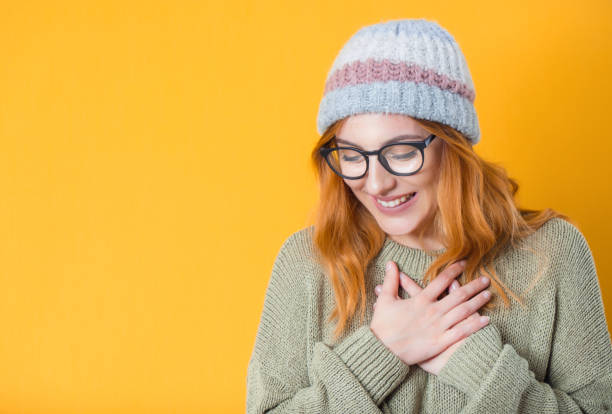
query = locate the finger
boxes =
[374,285,382,295]
[421,260,466,302]
[399,272,423,297]
[447,280,459,295]
[439,289,492,331]
[380,261,400,300]
[441,311,489,346]
[446,280,459,297]
[437,275,490,315]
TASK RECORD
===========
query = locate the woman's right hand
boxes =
[369,259,491,367]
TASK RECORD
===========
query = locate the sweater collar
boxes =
[373,235,446,281]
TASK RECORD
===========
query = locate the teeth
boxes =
[377,193,415,208]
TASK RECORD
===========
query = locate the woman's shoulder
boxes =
[537,216,587,239]
[519,216,591,257]
[494,216,594,289]
[274,225,316,262]
[270,225,320,281]
[264,226,327,302]
[280,225,315,250]
[518,216,598,287]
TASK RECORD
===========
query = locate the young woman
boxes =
[246,18,612,413]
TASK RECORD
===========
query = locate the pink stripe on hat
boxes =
[324,58,475,103]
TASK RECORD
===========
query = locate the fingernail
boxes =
[400,272,405,279]
[375,286,381,294]
[460,260,467,267]
[480,276,489,283]
[480,316,490,323]
[386,261,393,271]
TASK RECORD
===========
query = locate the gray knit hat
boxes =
[316,18,481,145]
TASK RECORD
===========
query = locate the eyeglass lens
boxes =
[327,144,423,178]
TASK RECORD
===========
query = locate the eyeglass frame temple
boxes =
[318,133,437,179]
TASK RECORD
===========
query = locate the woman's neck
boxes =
[388,233,445,251]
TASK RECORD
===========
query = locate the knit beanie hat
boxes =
[316,18,481,145]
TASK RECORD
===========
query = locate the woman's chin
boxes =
[377,220,419,237]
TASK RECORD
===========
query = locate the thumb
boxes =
[381,261,400,300]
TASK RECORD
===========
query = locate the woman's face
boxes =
[335,113,444,250]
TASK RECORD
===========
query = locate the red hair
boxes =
[309,117,573,342]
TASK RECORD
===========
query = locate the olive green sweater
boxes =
[246,218,612,413]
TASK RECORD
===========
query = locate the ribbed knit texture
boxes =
[316,18,481,145]
[246,217,612,413]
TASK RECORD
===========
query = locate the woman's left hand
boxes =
[373,274,483,376]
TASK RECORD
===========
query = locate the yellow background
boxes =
[1,1,611,412]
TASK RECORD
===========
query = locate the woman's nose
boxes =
[364,156,395,194]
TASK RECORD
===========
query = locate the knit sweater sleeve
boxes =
[246,230,410,413]
[436,220,612,413]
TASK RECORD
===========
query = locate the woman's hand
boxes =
[370,260,491,374]
[414,279,482,375]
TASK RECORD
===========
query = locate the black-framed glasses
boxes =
[319,134,437,180]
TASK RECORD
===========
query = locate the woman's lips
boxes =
[371,192,418,214]
[374,192,417,201]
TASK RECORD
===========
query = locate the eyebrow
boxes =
[334,134,424,148]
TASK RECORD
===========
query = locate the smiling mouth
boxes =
[375,192,417,208]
